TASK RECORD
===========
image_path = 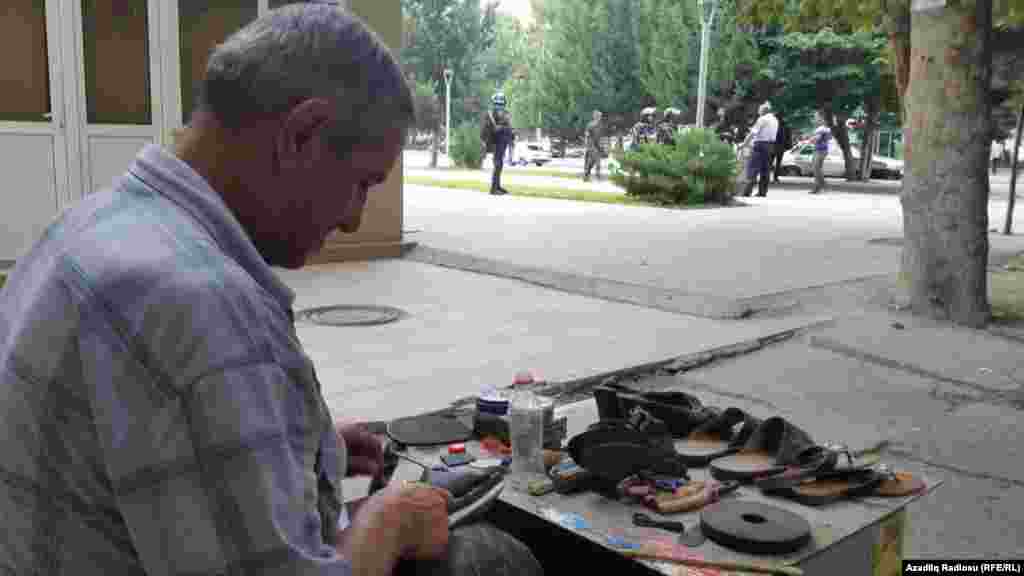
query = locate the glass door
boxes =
[0,0,69,262]
[69,0,164,195]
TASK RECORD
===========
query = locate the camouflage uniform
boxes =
[630,107,658,150]
[656,107,681,145]
[583,112,605,181]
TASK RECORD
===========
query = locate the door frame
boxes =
[64,0,166,199]
[0,0,71,212]
[159,0,271,140]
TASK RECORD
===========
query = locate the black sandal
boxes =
[593,383,715,437]
[675,407,761,467]
[761,466,886,507]
[709,417,836,483]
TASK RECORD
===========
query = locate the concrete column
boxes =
[307,0,410,264]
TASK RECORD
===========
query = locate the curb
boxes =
[404,244,752,320]
[532,319,833,401]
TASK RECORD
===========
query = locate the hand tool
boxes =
[632,512,685,534]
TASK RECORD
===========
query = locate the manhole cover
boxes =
[296,305,407,326]
[868,237,904,246]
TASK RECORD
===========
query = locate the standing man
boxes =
[713,106,734,145]
[810,111,832,194]
[740,101,779,197]
[584,110,605,181]
[772,116,792,183]
[991,138,1004,175]
[481,92,514,195]
[630,107,658,150]
[656,108,682,145]
[0,5,543,575]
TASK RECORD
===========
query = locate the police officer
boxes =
[739,101,779,197]
[583,110,605,181]
[480,92,514,195]
[656,107,681,145]
[630,107,658,150]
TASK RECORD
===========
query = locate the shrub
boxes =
[450,121,486,169]
[610,128,738,205]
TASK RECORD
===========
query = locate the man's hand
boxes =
[340,482,450,575]
[335,421,383,479]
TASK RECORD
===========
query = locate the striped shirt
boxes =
[0,144,350,575]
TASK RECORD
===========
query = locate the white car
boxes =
[780,140,903,180]
[511,142,552,166]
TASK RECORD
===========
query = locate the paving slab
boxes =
[277,259,829,422]
[895,458,1024,559]
[808,312,1024,394]
[666,335,1024,484]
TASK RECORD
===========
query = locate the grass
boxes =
[990,253,1024,323]
[896,254,1024,324]
[0,273,5,289]
[424,165,588,180]
[404,175,649,207]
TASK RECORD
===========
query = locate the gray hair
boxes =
[759,102,772,115]
[197,3,414,155]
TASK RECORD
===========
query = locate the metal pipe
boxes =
[696,23,710,128]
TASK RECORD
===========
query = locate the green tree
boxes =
[401,0,497,166]
[739,0,1024,326]
[636,0,696,110]
[766,28,886,178]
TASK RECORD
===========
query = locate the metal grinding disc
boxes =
[700,501,811,555]
[387,412,473,446]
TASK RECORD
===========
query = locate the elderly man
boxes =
[0,5,541,576]
[740,102,779,197]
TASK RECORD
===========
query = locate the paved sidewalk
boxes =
[277,259,830,423]
[404,185,1024,311]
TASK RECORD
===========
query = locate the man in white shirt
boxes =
[740,102,779,197]
[991,139,1005,174]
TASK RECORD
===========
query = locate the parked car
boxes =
[780,140,903,180]
[512,142,553,166]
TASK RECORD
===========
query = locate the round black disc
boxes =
[700,501,811,555]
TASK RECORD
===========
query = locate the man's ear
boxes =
[276,98,335,170]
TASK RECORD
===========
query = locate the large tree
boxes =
[739,0,1024,327]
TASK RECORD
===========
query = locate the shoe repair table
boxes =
[400,404,940,576]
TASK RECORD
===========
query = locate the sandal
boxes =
[754,443,877,492]
[872,465,926,497]
[675,407,761,467]
[593,384,714,437]
[760,467,886,507]
[709,417,836,483]
[567,411,689,483]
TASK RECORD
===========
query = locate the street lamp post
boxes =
[443,68,453,157]
[695,0,719,129]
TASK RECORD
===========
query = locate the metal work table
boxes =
[402,400,939,575]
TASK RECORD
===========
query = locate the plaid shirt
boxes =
[0,145,350,575]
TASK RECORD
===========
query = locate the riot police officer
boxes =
[630,107,658,150]
[656,107,682,145]
[480,92,514,195]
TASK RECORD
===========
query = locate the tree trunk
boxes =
[828,112,856,179]
[859,93,881,181]
[901,1,992,327]
[1003,103,1023,235]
